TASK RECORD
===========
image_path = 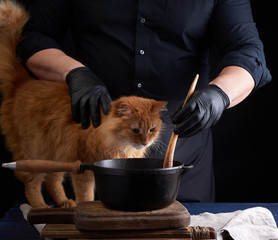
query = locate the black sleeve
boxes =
[212,0,271,89]
[17,0,71,63]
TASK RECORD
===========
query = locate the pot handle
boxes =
[2,160,82,173]
[182,163,194,170]
[80,164,94,173]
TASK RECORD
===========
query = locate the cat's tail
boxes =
[0,0,29,99]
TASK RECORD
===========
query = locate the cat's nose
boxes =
[142,141,148,146]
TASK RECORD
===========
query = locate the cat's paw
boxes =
[61,199,76,208]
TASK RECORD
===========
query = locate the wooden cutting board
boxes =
[28,200,190,230]
[28,201,216,239]
[40,223,215,239]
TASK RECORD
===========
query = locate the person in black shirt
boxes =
[17,0,271,202]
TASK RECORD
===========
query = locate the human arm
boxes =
[17,0,76,81]
[17,0,111,129]
[210,65,254,108]
[26,49,112,129]
[171,65,253,137]
[25,48,84,82]
[171,0,271,137]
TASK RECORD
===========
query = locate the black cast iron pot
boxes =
[83,158,193,211]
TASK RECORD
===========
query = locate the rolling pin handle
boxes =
[2,160,82,173]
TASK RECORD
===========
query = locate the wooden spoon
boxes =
[163,74,199,168]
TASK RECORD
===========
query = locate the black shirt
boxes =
[18,0,271,202]
[18,0,271,100]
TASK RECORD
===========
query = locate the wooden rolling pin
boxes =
[163,74,199,168]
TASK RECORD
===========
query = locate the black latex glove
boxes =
[171,84,230,137]
[66,67,111,129]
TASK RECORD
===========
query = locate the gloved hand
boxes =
[66,67,111,129]
[171,84,230,137]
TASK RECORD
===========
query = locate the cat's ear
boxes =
[152,101,168,113]
[114,102,133,118]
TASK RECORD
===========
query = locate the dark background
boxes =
[0,1,277,217]
[213,1,277,202]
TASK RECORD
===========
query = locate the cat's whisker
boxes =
[157,139,168,150]
[148,139,167,156]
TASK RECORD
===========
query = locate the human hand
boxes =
[171,85,230,137]
[66,67,111,129]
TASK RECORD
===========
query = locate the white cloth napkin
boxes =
[190,206,278,240]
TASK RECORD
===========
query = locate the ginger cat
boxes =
[0,1,167,208]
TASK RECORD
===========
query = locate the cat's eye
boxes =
[150,127,156,133]
[131,128,140,134]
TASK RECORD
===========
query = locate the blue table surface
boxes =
[1,202,278,240]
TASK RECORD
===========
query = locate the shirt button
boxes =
[137,83,142,88]
[139,50,145,55]
[140,18,146,23]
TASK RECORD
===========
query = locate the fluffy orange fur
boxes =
[0,1,167,208]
